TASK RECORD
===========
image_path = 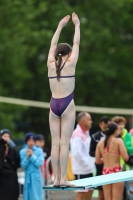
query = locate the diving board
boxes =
[43,170,133,190]
[43,185,87,191]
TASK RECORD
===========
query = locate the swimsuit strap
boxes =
[48,75,75,79]
[60,62,66,71]
[104,138,120,156]
[58,75,75,78]
[55,62,66,71]
[48,62,74,79]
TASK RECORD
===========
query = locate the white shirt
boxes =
[70,125,95,174]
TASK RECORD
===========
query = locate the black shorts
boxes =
[74,173,93,180]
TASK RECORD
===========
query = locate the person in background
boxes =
[111,116,133,158]
[36,134,52,199]
[36,134,53,181]
[112,116,133,200]
[0,129,16,147]
[70,112,95,200]
[129,128,133,136]
[89,116,111,200]
[20,132,44,200]
[36,134,50,160]
[96,122,129,200]
[0,136,20,200]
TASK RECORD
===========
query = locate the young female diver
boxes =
[47,13,80,186]
[95,122,129,200]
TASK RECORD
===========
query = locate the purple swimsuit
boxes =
[49,62,75,117]
[50,92,74,117]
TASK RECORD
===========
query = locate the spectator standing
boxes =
[36,134,52,199]
[36,134,50,160]
[89,116,111,200]
[20,133,44,200]
[0,136,20,200]
[112,116,133,200]
[36,134,53,181]
[0,129,16,147]
[70,112,95,200]
[95,122,129,200]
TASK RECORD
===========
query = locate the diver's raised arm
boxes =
[68,13,80,65]
[47,15,70,65]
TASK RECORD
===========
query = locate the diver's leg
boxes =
[49,109,61,186]
[59,100,75,186]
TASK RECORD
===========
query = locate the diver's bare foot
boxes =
[53,179,60,187]
[60,179,75,187]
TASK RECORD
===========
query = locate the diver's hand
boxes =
[58,15,70,28]
[72,12,80,27]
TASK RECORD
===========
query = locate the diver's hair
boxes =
[111,116,126,125]
[104,122,118,148]
[99,116,111,124]
[77,112,87,123]
[54,43,72,81]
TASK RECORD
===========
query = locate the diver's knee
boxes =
[60,138,69,146]
[52,139,60,146]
